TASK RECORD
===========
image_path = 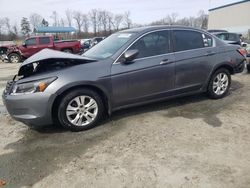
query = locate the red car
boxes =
[6,36,81,63]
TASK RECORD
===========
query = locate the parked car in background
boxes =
[0,46,9,62]
[80,39,91,52]
[2,26,246,131]
[4,36,81,63]
[90,37,104,47]
[213,32,242,45]
[208,29,228,33]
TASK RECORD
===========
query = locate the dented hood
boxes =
[21,48,94,67]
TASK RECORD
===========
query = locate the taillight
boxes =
[237,48,247,57]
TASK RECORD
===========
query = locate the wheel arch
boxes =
[203,63,234,91]
[51,84,111,124]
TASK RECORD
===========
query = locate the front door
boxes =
[21,38,40,57]
[111,30,175,108]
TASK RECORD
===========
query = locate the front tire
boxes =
[57,89,104,131]
[207,68,231,99]
[8,53,21,63]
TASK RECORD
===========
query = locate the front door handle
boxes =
[160,59,174,65]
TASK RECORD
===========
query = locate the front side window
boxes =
[128,30,170,59]
[25,38,36,46]
[39,37,50,45]
[174,30,204,52]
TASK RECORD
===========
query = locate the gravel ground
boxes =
[0,63,250,188]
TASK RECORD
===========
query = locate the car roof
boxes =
[119,25,206,34]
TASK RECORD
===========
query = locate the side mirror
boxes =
[22,42,27,47]
[123,49,139,63]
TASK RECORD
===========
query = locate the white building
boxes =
[208,0,250,37]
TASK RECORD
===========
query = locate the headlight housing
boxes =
[11,77,57,95]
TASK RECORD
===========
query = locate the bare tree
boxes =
[0,18,5,38]
[29,13,43,30]
[73,11,84,34]
[89,9,98,36]
[99,10,109,35]
[113,14,123,31]
[82,14,89,33]
[123,11,132,29]
[12,24,18,35]
[65,9,73,27]
[60,18,65,27]
[50,11,59,27]
[3,17,11,34]
[197,10,208,29]
[164,12,178,25]
[97,10,102,34]
[107,12,114,34]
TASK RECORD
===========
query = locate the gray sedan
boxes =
[2,26,246,131]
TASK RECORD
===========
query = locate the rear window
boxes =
[39,37,50,45]
[174,30,204,52]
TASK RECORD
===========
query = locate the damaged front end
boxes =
[2,49,97,126]
[3,49,96,96]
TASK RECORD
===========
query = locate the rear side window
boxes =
[39,37,50,45]
[174,30,204,52]
[25,38,36,46]
[129,30,170,59]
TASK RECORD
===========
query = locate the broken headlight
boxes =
[10,77,57,95]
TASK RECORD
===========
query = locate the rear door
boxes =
[111,30,175,108]
[38,36,53,51]
[173,29,215,91]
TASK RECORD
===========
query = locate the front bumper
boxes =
[2,91,56,127]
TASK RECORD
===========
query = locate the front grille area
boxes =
[4,81,14,95]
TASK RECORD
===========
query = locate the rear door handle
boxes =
[205,51,215,56]
[160,59,174,65]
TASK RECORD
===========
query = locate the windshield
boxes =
[83,33,134,59]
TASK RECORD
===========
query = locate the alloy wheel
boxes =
[213,73,229,95]
[10,55,19,63]
[66,95,98,126]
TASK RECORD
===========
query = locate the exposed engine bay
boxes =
[17,58,95,78]
[14,48,96,80]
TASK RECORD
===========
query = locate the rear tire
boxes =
[207,68,231,99]
[8,53,21,63]
[57,89,104,131]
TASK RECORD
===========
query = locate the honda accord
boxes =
[2,26,246,131]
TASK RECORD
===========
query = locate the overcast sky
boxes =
[0,0,242,25]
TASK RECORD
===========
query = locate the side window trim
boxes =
[114,29,173,64]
